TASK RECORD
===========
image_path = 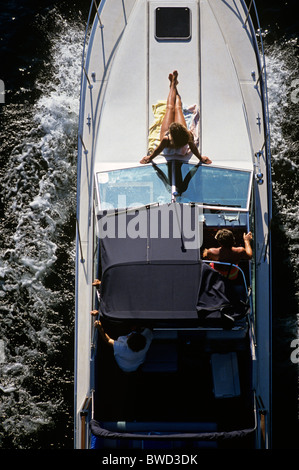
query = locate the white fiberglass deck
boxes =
[92,0,264,174]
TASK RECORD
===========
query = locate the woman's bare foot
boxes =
[173,70,178,85]
[168,70,178,87]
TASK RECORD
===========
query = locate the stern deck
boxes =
[92,324,255,448]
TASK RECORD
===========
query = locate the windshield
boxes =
[96,163,251,210]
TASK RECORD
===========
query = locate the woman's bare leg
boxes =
[174,92,187,128]
[160,71,178,140]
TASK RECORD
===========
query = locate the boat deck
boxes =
[93,324,255,448]
[93,0,262,172]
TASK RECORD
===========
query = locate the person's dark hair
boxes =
[215,229,235,248]
[169,122,191,148]
[127,332,146,352]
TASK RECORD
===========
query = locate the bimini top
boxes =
[97,204,246,327]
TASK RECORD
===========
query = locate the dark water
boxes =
[0,0,298,449]
[0,0,89,449]
[257,0,299,449]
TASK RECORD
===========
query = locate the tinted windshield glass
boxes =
[97,164,171,209]
[176,164,251,208]
[97,163,251,209]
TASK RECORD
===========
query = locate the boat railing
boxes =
[76,218,85,263]
[202,260,257,347]
[202,259,248,290]
[81,0,105,66]
[92,0,103,28]
[78,0,129,191]
[242,0,272,196]
[255,393,269,448]
[79,0,126,103]
[79,393,93,449]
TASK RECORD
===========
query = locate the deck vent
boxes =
[155,7,191,41]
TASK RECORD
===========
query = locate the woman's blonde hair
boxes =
[169,123,191,148]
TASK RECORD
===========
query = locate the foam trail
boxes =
[265,37,299,287]
[264,36,299,440]
[0,11,84,448]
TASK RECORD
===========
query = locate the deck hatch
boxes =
[155,7,191,40]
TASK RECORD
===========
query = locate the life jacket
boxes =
[209,262,239,281]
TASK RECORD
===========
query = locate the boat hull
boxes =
[75,0,272,449]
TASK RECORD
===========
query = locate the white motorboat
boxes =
[75,0,272,449]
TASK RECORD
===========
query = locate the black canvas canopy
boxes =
[97,204,246,326]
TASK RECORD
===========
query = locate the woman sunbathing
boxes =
[140,71,212,165]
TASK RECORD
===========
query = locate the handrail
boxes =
[255,394,268,448]
[243,0,254,26]
[253,64,264,90]
[91,389,95,420]
[202,260,248,288]
[80,395,92,448]
[79,134,88,154]
[242,0,272,189]
[80,0,107,88]
[76,218,85,263]
[82,65,93,89]
[93,0,103,27]
[202,259,257,345]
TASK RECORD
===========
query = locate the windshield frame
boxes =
[95,162,253,212]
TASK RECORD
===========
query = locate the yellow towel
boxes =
[147,101,200,154]
[147,101,168,154]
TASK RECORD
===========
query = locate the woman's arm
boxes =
[188,140,212,164]
[140,136,169,164]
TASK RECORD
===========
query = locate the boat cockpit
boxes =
[94,160,253,301]
[94,159,253,322]
[89,159,256,448]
